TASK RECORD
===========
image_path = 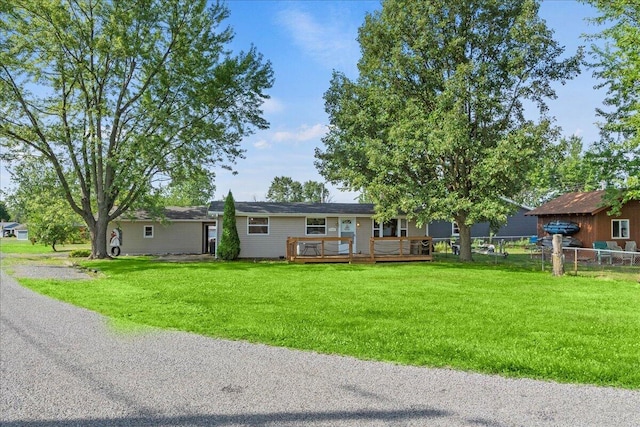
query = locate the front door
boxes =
[339,217,356,254]
[203,221,217,255]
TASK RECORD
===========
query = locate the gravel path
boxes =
[1,265,639,427]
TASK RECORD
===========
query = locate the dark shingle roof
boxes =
[208,201,376,216]
[525,190,609,216]
[126,206,209,221]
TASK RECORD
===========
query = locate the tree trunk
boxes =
[457,222,473,262]
[90,216,111,259]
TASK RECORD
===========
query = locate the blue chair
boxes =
[592,241,612,264]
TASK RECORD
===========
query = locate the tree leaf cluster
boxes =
[582,0,639,204]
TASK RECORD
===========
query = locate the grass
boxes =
[8,253,639,389]
[0,238,90,254]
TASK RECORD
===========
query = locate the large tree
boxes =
[8,156,82,250]
[0,0,273,258]
[315,0,582,260]
[266,176,303,202]
[266,176,331,203]
[582,0,639,203]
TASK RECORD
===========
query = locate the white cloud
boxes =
[253,140,271,150]
[276,6,359,72]
[573,128,584,137]
[272,124,327,143]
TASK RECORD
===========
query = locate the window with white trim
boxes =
[248,217,269,235]
[612,219,629,239]
[452,222,460,236]
[143,225,154,238]
[373,219,399,237]
[399,218,408,237]
[306,217,326,235]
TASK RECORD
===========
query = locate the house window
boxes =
[373,219,399,237]
[612,219,629,239]
[143,225,154,238]
[248,217,269,235]
[306,218,326,235]
[452,222,460,236]
[399,218,408,237]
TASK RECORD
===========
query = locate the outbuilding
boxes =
[525,190,639,249]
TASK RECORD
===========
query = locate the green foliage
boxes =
[0,200,10,221]
[301,180,331,203]
[21,259,640,388]
[266,176,331,203]
[266,176,303,202]
[0,0,273,258]
[516,135,601,207]
[29,207,80,252]
[217,191,240,260]
[315,0,583,261]
[160,179,214,207]
[70,249,91,258]
[582,0,640,203]
[8,158,82,251]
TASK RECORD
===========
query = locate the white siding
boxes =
[227,216,304,258]
[110,221,203,255]
[108,215,428,258]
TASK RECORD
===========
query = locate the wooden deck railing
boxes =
[286,236,433,263]
[286,236,353,262]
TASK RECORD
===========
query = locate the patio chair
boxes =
[622,241,638,265]
[593,241,612,265]
[606,241,624,263]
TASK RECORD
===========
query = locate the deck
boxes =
[286,236,433,264]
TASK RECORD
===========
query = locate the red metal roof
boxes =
[525,190,610,216]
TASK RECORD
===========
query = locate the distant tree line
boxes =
[266,176,331,203]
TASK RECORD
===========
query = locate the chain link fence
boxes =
[432,236,640,275]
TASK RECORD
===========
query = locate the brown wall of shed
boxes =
[535,200,640,248]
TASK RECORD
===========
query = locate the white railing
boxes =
[562,247,639,268]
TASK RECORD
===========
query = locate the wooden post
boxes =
[552,234,564,276]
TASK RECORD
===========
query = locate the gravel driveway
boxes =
[1,264,639,427]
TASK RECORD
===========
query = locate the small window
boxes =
[373,219,399,237]
[399,218,408,237]
[306,218,326,235]
[452,222,460,236]
[143,225,154,238]
[248,217,269,235]
[612,219,629,239]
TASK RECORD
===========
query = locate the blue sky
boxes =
[0,0,606,203]
[215,0,606,202]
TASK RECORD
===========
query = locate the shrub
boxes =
[69,249,91,258]
[217,191,241,260]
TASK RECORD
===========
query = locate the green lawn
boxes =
[0,238,90,254]
[11,256,640,389]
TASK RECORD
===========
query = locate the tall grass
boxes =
[16,258,640,389]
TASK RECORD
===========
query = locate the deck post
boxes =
[370,238,374,262]
[552,234,564,276]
